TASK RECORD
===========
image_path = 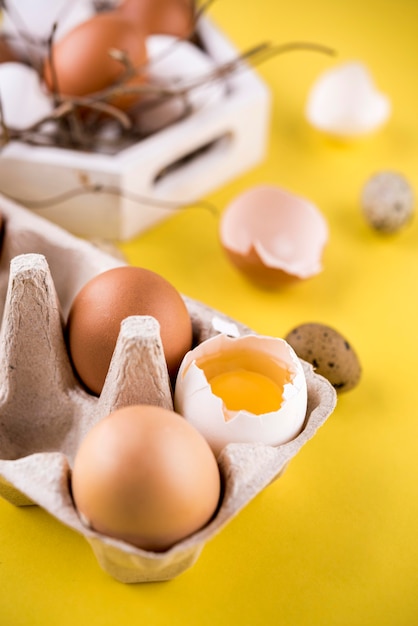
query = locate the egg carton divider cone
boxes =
[0,194,337,583]
[0,16,271,241]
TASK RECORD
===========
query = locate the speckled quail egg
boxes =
[361,171,415,233]
[285,322,361,393]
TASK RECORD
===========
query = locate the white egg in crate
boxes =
[136,35,227,135]
[0,62,54,130]
[1,0,95,41]
[1,0,95,64]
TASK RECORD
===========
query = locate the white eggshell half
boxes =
[174,333,308,457]
[0,63,54,130]
[305,61,391,138]
[220,185,329,279]
[137,35,226,134]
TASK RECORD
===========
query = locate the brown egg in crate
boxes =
[0,195,337,583]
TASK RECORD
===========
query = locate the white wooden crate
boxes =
[0,17,271,240]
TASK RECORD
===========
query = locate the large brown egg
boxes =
[117,0,195,39]
[66,266,193,395]
[43,11,148,110]
[71,404,221,552]
[0,36,18,64]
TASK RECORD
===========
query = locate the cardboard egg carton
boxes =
[0,194,337,583]
[0,16,271,241]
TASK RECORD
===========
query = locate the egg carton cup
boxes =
[0,194,337,583]
[0,16,271,241]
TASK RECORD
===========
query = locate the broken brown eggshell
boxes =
[0,194,337,583]
[219,185,329,288]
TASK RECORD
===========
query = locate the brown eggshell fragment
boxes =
[71,404,221,552]
[66,266,193,395]
[285,322,361,392]
[219,185,329,288]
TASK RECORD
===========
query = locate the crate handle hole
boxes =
[152,133,233,188]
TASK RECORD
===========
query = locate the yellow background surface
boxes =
[1,0,418,624]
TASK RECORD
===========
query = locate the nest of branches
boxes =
[0,0,334,155]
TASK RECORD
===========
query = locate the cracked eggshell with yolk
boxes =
[219,185,329,288]
[174,333,308,457]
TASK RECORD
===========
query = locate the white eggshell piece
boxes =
[137,35,226,134]
[220,185,329,278]
[305,61,391,137]
[211,316,241,338]
[174,333,308,457]
[0,63,54,130]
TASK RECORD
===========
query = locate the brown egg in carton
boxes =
[0,194,337,583]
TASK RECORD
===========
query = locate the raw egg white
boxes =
[66,266,193,395]
[174,333,308,456]
[71,404,221,552]
[219,185,329,288]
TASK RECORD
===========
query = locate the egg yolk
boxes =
[209,369,283,414]
[197,348,293,417]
